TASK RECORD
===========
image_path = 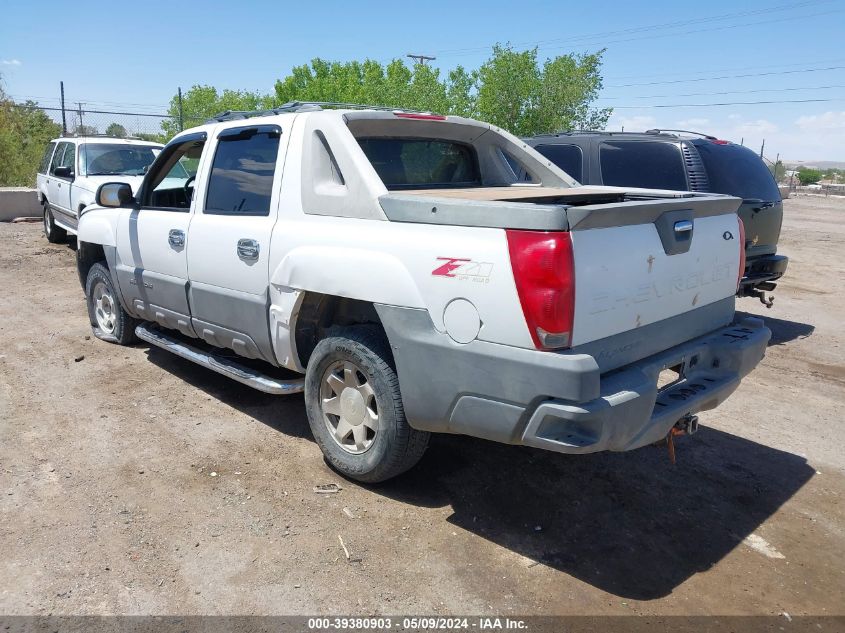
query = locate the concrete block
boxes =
[0,187,42,221]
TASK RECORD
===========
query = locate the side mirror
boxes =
[53,166,74,178]
[96,182,135,208]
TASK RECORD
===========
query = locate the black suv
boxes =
[524,130,788,306]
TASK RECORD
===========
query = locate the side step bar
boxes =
[135,324,304,395]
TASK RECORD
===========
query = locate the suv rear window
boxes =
[599,140,688,191]
[534,144,583,181]
[357,138,480,189]
[694,141,781,201]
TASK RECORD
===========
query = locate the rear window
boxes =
[695,141,781,201]
[81,143,160,176]
[357,138,480,189]
[599,140,688,191]
[534,144,583,181]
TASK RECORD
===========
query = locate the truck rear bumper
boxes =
[740,254,789,290]
[376,305,770,454]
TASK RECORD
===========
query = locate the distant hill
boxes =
[783,160,845,170]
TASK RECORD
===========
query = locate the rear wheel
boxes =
[85,263,138,345]
[304,326,429,483]
[43,202,66,244]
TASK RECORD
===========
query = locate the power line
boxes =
[603,57,845,82]
[598,84,845,101]
[612,97,845,109]
[434,0,831,56]
[534,8,844,56]
[607,65,845,88]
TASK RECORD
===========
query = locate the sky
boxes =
[2,0,844,162]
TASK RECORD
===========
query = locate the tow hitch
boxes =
[666,414,699,464]
[746,282,776,308]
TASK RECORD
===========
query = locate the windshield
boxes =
[357,137,481,189]
[81,143,160,176]
[694,141,781,201]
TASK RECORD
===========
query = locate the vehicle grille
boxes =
[681,143,710,192]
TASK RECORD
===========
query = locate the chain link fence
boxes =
[7,103,208,142]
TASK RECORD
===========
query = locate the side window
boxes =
[204,126,280,216]
[49,142,69,174]
[141,135,207,210]
[499,149,535,183]
[534,144,583,182]
[599,141,688,191]
[39,142,57,174]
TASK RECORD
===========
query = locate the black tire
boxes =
[304,326,429,483]
[85,263,139,345]
[43,202,66,244]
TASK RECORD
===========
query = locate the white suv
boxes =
[36,136,164,242]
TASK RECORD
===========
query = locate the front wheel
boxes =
[43,203,66,244]
[85,263,138,345]
[304,326,429,483]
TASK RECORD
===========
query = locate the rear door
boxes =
[186,123,286,363]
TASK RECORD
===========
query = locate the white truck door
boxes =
[185,123,286,364]
[114,132,209,338]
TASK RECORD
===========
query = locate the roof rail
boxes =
[645,128,717,140]
[207,101,430,123]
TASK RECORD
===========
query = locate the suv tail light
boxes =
[506,230,575,350]
[737,217,746,290]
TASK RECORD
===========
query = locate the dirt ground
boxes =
[0,196,843,617]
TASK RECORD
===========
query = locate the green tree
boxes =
[105,122,127,138]
[476,45,611,135]
[769,160,787,182]
[0,84,62,186]
[797,167,822,185]
[164,45,610,138]
[163,86,274,137]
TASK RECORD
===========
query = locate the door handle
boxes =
[673,220,693,234]
[168,229,185,248]
[237,238,260,260]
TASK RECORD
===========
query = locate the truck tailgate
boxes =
[569,198,742,347]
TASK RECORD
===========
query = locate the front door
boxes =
[114,132,209,337]
[47,141,75,227]
[186,123,285,363]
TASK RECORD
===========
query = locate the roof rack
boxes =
[60,133,145,140]
[645,128,717,140]
[207,101,428,123]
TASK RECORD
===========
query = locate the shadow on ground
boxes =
[738,310,815,346]
[144,344,814,601]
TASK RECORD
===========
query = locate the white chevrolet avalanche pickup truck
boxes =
[36,136,163,242]
[76,102,770,482]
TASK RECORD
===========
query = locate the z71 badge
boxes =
[432,257,493,282]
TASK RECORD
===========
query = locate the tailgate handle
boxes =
[674,220,693,234]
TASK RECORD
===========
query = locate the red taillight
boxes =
[710,139,730,145]
[737,217,746,290]
[506,230,575,350]
[394,112,447,120]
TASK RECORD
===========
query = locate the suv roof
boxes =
[530,129,723,142]
[52,136,164,146]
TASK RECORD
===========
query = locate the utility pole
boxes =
[177,86,184,131]
[760,138,765,159]
[406,53,436,66]
[60,81,67,135]
[77,102,83,134]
